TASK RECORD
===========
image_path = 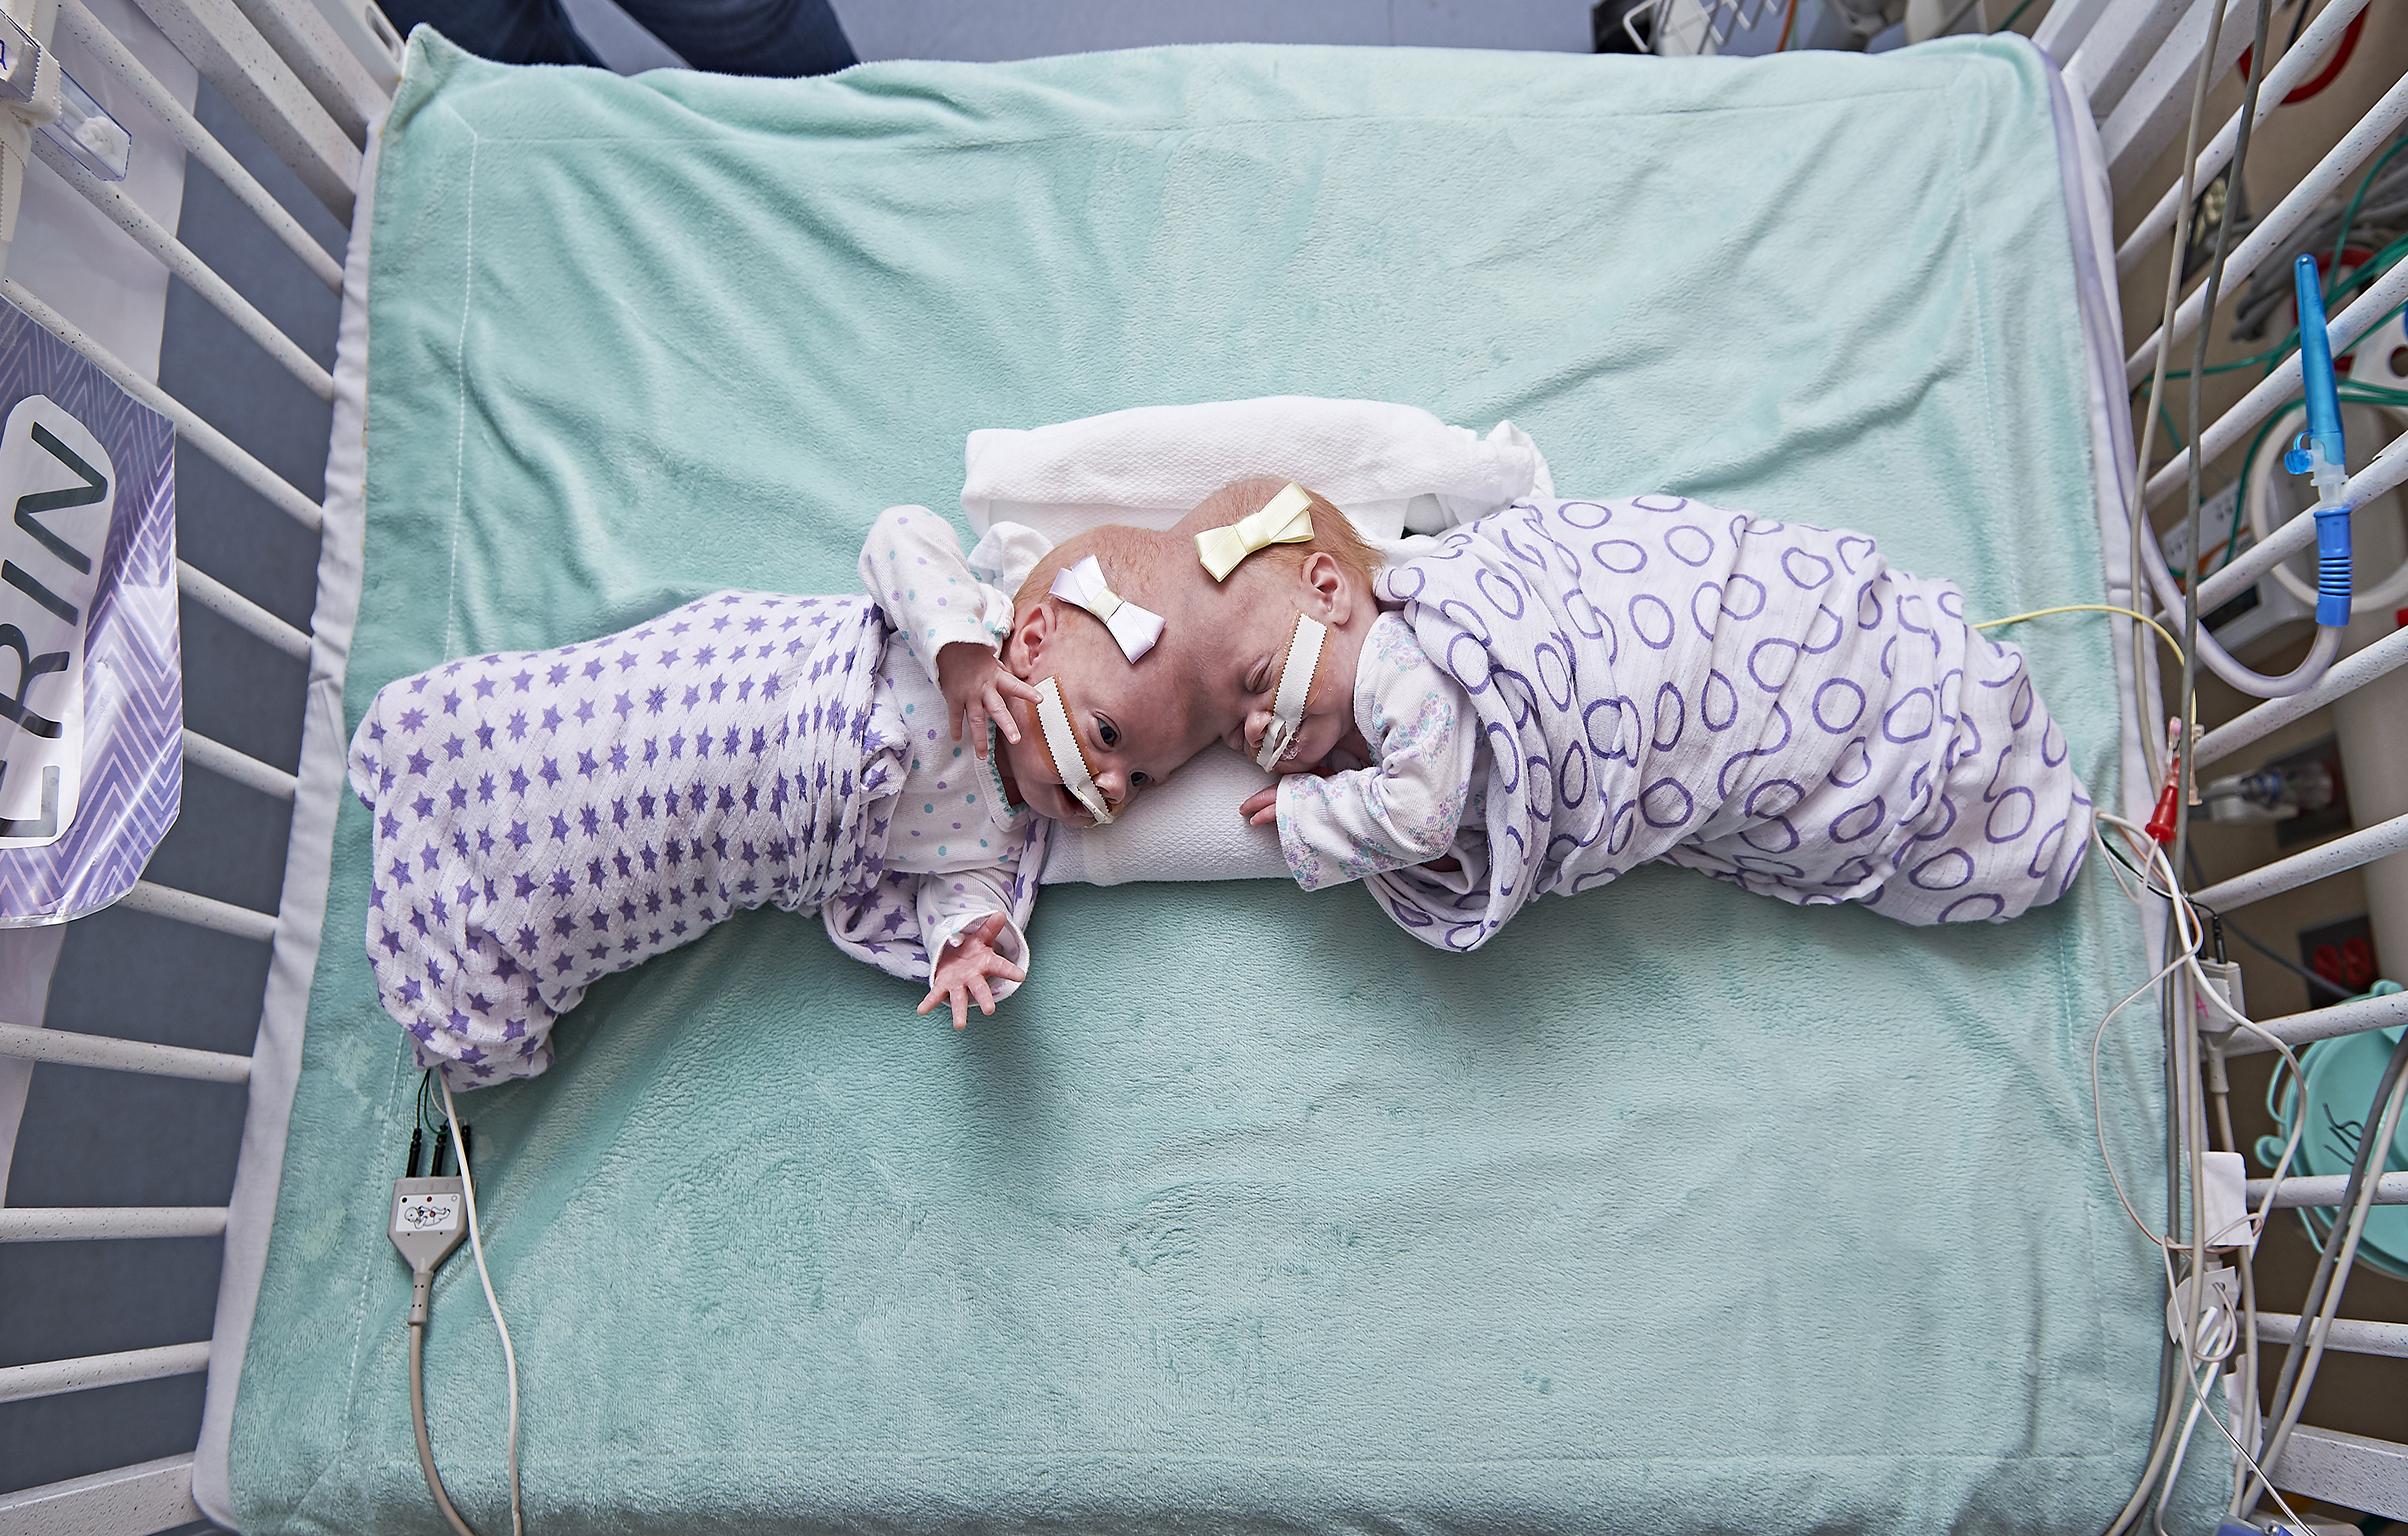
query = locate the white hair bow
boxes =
[1047,554,1165,664]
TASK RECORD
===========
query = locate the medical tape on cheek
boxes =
[1256,614,1327,771]
[1033,676,1113,825]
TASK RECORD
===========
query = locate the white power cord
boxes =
[2090,816,2308,1256]
[2090,813,2314,1536]
[441,1075,527,1536]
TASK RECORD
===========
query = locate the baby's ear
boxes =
[1004,598,1055,675]
[1303,551,1361,624]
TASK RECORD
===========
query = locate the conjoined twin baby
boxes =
[351,478,2092,1084]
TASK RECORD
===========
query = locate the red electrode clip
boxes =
[2146,718,2184,845]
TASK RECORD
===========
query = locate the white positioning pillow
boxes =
[961,394,1553,545]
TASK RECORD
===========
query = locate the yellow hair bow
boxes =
[1195,482,1315,583]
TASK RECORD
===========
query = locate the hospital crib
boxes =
[0,0,2405,1529]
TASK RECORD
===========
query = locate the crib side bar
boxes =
[2267,1426,2408,1523]
[0,276,326,530]
[2245,1172,2408,1209]
[127,0,361,219]
[0,1455,204,1533]
[2193,627,2408,768]
[2109,0,2372,274]
[2122,71,2408,383]
[2097,0,2254,190]
[58,0,345,289]
[0,1020,256,1083]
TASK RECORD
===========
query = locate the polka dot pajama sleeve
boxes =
[1366,497,2092,951]
[857,503,1014,675]
[1274,613,1477,893]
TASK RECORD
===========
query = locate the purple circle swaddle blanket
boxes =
[1368,496,2092,949]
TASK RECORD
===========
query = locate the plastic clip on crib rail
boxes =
[2280,254,2354,628]
[0,0,132,268]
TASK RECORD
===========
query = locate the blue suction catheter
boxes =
[2280,252,2354,628]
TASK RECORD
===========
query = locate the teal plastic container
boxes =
[2258,981,2408,1280]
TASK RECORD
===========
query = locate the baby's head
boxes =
[1166,478,1381,773]
[991,524,1222,825]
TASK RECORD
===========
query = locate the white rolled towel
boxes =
[961,395,1554,545]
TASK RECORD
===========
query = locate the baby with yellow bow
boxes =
[1163,478,2093,944]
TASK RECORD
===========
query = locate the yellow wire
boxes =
[1976,602,2199,758]
[1974,603,2187,668]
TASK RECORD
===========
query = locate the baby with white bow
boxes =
[348,504,1212,1085]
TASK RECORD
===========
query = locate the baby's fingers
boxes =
[959,696,992,756]
[968,974,996,1016]
[989,958,1027,985]
[949,986,969,1031]
[1247,803,1279,828]
[916,984,942,1017]
[996,672,1043,707]
[983,684,1022,746]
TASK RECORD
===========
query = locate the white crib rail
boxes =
[2051,0,2408,1523]
[0,0,2403,1530]
[0,0,384,1530]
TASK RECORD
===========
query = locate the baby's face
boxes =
[993,600,1214,826]
[1170,556,1358,775]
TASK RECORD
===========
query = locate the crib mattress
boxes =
[204,31,2186,1534]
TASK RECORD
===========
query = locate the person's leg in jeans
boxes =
[614,0,854,74]
[377,0,600,65]
[377,0,854,74]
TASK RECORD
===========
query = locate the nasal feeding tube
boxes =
[2280,252,2355,628]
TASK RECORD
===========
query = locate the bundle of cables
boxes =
[2092,809,2408,1534]
[2096,1,2408,1529]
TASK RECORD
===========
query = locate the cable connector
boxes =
[2146,718,2185,845]
[2282,253,2354,627]
[2194,957,2245,1037]
[390,1174,467,1323]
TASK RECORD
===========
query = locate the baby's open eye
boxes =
[1096,716,1120,749]
[1131,771,1149,788]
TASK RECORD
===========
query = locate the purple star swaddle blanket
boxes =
[345,590,988,1085]
[1367,496,2092,949]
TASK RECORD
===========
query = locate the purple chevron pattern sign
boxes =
[0,297,179,926]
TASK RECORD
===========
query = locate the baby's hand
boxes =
[936,642,1041,759]
[1240,785,1279,828]
[916,912,1026,1030]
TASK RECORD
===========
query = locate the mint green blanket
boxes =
[232,32,2183,1532]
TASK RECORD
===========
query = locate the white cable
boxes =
[2089,809,2305,1527]
[2092,941,2198,1252]
[2093,816,2311,1250]
[2154,1361,2216,1536]
[440,1076,525,1536]
[2092,810,2364,1530]
[2180,1349,2312,1536]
